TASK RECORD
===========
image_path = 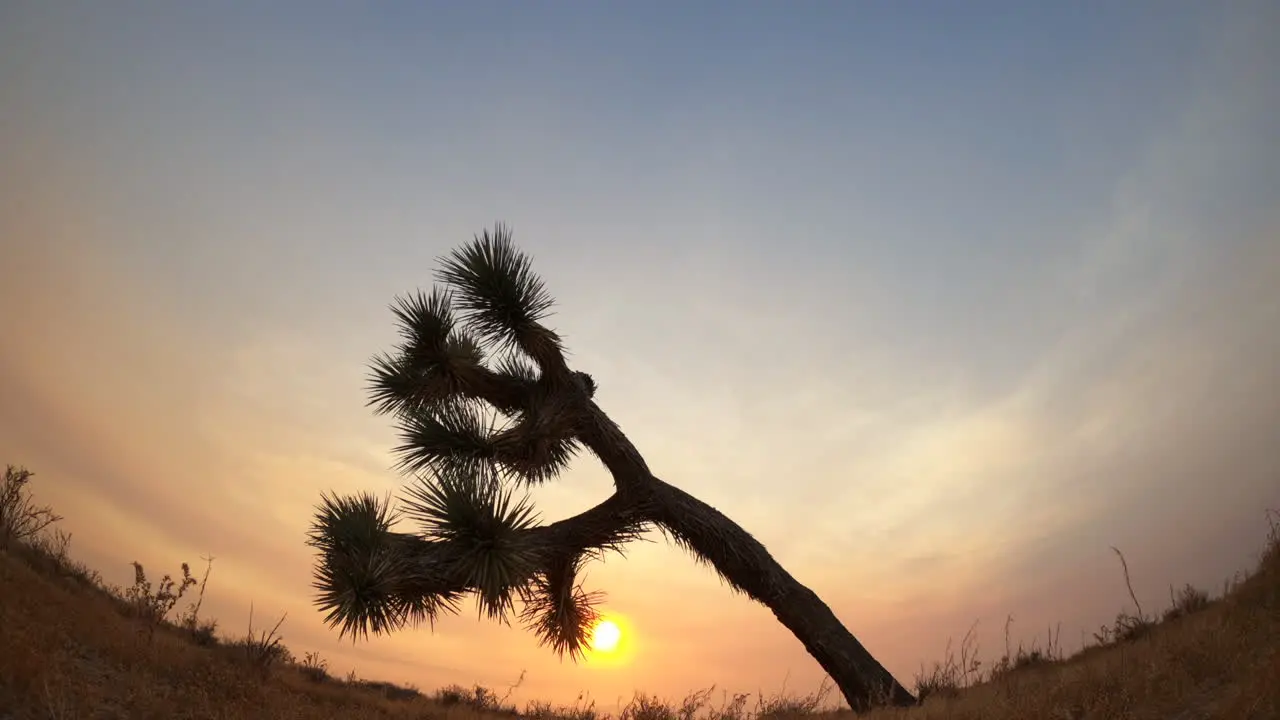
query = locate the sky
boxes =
[1,0,1278,708]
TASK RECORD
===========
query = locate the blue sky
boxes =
[2,0,1278,707]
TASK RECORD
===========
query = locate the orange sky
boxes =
[2,0,1278,710]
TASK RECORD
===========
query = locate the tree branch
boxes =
[379,489,652,600]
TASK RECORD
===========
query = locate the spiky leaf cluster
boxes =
[436,224,560,363]
[309,224,609,660]
[401,465,539,621]
[368,289,485,417]
[519,554,606,661]
[307,491,462,639]
[366,227,583,488]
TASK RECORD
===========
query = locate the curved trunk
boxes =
[764,576,918,710]
[650,478,916,711]
[572,404,915,710]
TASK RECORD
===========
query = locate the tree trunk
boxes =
[766,579,918,710]
[570,398,915,710]
[649,477,916,711]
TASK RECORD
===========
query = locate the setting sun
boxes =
[590,618,622,653]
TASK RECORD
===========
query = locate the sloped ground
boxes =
[860,527,1280,720]
[0,546,470,720]
[1,514,1277,720]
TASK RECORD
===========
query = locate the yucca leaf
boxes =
[401,466,538,543]
[518,553,605,661]
[367,335,483,418]
[367,291,486,418]
[390,289,455,358]
[494,352,541,384]
[307,493,467,639]
[444,331,486,369]
[491,424,581,486]
[435,224,562,363]
[391,398,496,477]
[400,466,541,622]
[306,492,407,639]
[488,386,581,485]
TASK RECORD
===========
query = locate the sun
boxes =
[590,618,622,653]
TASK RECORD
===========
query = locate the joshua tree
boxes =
[307,224,916,710]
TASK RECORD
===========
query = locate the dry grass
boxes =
[0,464,1277,719]
[872,512,1280,720]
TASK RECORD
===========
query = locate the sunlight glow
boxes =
[590,619,622,653]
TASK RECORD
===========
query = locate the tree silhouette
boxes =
[307,225,916,710]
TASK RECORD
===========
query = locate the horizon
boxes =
[2,0,1278,707]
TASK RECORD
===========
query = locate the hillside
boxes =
[1,470,1277,719]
